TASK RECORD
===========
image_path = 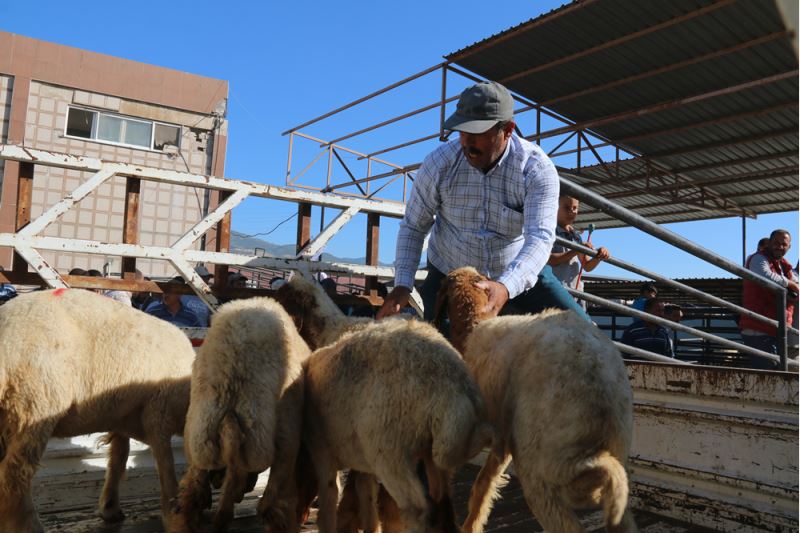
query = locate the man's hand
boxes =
[376,286,411,319]
[475,280,509,318]
[595,246,610,260]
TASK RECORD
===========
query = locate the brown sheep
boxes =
[0,288,194,532]
[303,317,493,533]
[169,297,311,533]
[435,267,636,533]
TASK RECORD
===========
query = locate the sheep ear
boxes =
[432,277,449,328]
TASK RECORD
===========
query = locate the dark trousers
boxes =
[419,263,592,323]
[741,333,779,370]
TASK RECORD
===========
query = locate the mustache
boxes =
[464,146,482,157]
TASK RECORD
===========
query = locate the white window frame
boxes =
[64,106,183,152]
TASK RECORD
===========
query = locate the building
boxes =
[0,31,228,277]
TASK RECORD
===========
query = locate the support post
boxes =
[296,202,312,254]
[12,161,34,275]
[741,215,747,265]
[214,191,233,288]
[121,177,141,279]
[365,213,380,297]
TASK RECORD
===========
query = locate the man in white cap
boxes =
[378,80,589,322]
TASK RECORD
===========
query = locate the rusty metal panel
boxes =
[627,362,799,532]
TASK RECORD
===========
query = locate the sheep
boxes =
[435,267,636,533]
[302,317,494,533]
[0,288,195,533]
[170,296,311,533]
[273,275,473,532]
[272,274,373,350]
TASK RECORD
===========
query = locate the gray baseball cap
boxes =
[443,81,514,134]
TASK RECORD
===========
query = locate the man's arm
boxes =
[496,156,560,299]
[749,254,793,287]
[377,153,441,318]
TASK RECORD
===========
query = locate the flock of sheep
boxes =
[0,267,635,533]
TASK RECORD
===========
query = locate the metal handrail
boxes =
[568,288,796,370]
[555,236,799,336]
[560,175,793,370]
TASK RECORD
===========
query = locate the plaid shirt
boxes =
[394,134,559,298]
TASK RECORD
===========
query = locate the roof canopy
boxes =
[447,0,798,228]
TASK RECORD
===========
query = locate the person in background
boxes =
[631,282,658,311]
[0,266,18,305]
[621,297,674,358]
[145,276,202,327]
[745,237,770,266]
[663,303,684,354]
[739,229,798,369]
[548,194,610,304]
[132,275,160,312]
[228,271,249,288]
[180,265,213,327]
[378,80,589,322]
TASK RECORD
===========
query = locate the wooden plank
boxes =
[12,160,34,274]
[122,177,141,277]
[364,212,380,296]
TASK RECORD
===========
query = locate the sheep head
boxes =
[273,275,343,350]
[434,267,492,355]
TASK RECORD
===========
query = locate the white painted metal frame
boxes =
[0,144,419,312]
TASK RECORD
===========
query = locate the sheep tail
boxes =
[219,412,245,474]
[433,417,494,472]
[574,451,629,529]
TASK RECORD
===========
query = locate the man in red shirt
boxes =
[739,229,798,369]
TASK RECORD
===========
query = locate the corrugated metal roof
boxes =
[447,0,798,229]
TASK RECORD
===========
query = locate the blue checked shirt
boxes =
[394,134,559,298]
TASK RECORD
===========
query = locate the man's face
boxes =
[558,197,579,226]
[768,233,791,259]
[459,122,514,172]
[163,292,181,308]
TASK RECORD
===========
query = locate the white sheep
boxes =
[0,288,195,533]
[435,267,636,533]
[303,317,493,533]
[170,296,311,533]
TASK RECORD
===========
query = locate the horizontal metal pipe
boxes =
[555,236,799,335]
[613,341,691,365]
[282,62,445,135]
[568,288,792,368]
[558,176,786,292]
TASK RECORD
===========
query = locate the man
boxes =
[663,303,684,353]
[146,276,202,327]
[0,266,17,305]
[181,265,214,327]
[745,237,770,266]
[378,80,588,322]
[631,282,658,311]
[739,229,798,369]
[621,298,674,358]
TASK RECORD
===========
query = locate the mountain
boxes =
[229,230,391,266]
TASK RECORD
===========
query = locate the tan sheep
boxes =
[170,296,311,533]
[435,267,636,533]
[272,274,373,350]
[0,288,195,533]
[303,317,493,533]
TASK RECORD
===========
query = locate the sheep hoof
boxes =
[98,505,125,523]
[260,500,293,532]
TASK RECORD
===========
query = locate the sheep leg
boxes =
[313,453,341,533]
[523,480,585,533]
[213,465,246,532]
[149,434,180,526]
[259,380,303,532]
[606,509,638,533]
[97,433,130,522]
[353,472,381,533]
[373,460,429,533]
[462,450,511,533]
[0,424,54,533]
[335,472,361,533]
[170,466,210,533]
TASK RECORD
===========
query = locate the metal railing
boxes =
[560,175,796,371]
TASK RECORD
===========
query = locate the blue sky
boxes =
[2,0,797,279]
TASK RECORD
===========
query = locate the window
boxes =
[65,106,182,152]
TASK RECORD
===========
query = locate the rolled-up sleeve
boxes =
[394,160,439,289]
[496,157,559,298]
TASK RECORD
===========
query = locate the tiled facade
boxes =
[24,81,219,276]
[0,32,229,278]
